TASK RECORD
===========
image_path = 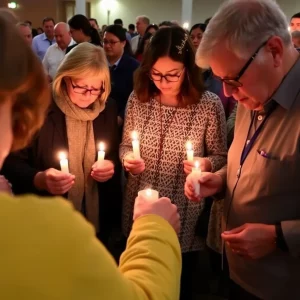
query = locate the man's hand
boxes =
[222,223,277,259]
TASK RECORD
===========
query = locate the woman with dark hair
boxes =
[145,24,159,35]
[120,26,227,300]
[66,14,101,53]
[103,25,139,129]
[189,23,206,49]
[135,32,153,62]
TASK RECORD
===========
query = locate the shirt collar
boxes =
[271,55,300,110]
[108,56,122,68]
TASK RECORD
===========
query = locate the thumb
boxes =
[223,224,246,235]
[198,172,214,183]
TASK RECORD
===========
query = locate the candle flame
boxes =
[58,152,67,160]
[146,188,152,197]
[194,161,200,169]
[186,141,193,151]
[99,142,105,151]
[131,131,139,140]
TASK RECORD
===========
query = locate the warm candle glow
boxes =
[194,161,200,169]
[99,142,105,151]
[58,151,69,173]
[186,141,193,151]
[132,131,139,140]
[146,188,152,197]
[58,152,67,160]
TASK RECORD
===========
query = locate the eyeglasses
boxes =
[103,39,121,46]
[214,40,269,88]
[149,68,185,82]
[70,80,104,96]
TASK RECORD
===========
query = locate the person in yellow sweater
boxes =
[0,9,182,300]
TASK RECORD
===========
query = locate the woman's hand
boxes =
[183,157,212,175]
[34,168,75,195]
[91,160,115,182]
[123,152,145,175]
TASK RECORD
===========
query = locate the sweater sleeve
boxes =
[204,94,228,172]
[119,92,137,161]
[0,195,182,299]
[77,214,182,300]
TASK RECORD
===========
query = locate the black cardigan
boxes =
[2,98,122,230]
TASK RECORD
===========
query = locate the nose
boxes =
[223,82,237,98]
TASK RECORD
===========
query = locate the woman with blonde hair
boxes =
[2,42,122,247]
[0,9,181,299]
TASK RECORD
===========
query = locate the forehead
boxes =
[73,76,103,86]
[191,27,203,35]
[44,21,54,26]
[103,32,117,39]
[19,26,31,34]
[291,18,300,24]
[152,56,183,71]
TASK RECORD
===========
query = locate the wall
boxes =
[91,0,300,29]
[0,0,60,28]
[91,0,182,28]
[1,0,299,30]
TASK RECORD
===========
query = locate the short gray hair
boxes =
[16,22,31,29]
[54,22,70,31]
[137,15,150,25]
[196,0,292,69]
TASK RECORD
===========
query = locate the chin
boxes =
[75,101,94,108]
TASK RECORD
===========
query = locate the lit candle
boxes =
[138,188,159,201]
[131,131,141,159]
[186,141,194,162]
[191,161,201,197]
[97,142,105,161]
[59,152,69,173]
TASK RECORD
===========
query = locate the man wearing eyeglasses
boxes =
[185,0,300,299]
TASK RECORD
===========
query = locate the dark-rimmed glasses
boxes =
[214,40,269,88]
[70,80,104,96]
[103,39,121,46]
[149,68,185,82]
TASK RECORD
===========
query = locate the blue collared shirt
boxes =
[32,33,56,61]
[108,56,122,68]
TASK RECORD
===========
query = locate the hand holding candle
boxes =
[131,131,141,159]
[123,152,145,175]
[133,193,180,234]
[97,142,105,162]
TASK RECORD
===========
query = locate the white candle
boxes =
[59,152,69,173]
[131,131,141,159]
[138,188,159,201]
[191,161,201,197]
[97,142,105,161]
[186,141,194,162]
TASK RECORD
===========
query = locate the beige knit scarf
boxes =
[54,91,105,232]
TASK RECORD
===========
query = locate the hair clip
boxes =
[176,33,188,54]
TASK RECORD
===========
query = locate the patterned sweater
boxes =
[120,91,227,252]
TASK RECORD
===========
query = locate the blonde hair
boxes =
[196,0,291,69]
[0,9,50,151]
[53,43,111,103]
